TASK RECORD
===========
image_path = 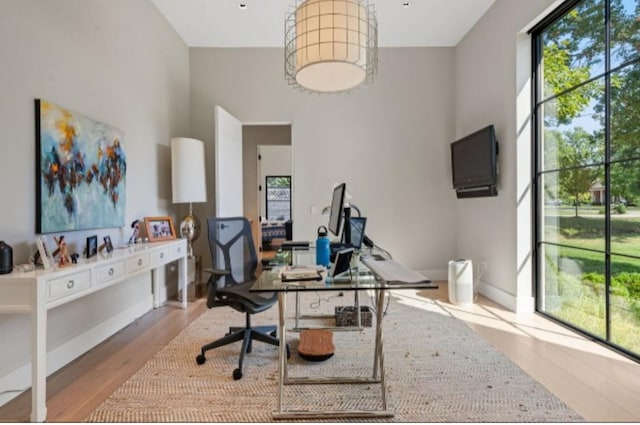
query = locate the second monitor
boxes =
[342,216,367,249]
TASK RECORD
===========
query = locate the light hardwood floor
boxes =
[1,283,639,422]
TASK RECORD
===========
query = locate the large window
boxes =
[533,0,640,358]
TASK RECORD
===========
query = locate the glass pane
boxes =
[611,63,640,160]
[541,0,605,100]
[540,243,606,338]
[611,160,640,255]
[266,176,291,221]
[611,0,640,68]
[541,167,605,251]
[610,255,640,354]
[541,79,605,171]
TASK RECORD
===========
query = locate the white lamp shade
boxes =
[171,137,207,204]
[284,0,377,93]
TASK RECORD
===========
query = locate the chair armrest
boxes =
[204,268,231,281]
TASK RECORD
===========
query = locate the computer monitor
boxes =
[342,217,367,249]
[328,183,346,236]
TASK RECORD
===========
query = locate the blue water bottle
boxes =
[316,225,330,267]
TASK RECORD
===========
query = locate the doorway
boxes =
[241,125,292,262]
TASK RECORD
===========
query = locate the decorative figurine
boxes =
[53,235,72,267]
[128,219,140,244]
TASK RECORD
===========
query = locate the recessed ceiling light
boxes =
[238,3,247,10]
[402,1,410,7]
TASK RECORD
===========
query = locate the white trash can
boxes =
[448,259,473,305]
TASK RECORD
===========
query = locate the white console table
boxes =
[0,238,187,422]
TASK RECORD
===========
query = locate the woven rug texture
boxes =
[85,290,584,422]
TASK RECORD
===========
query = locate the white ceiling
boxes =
[150,0,496,48]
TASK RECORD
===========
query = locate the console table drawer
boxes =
[151,248,171,266]
[171,243,185,261]
[48,271,91,301]
[95,261,125,285]
[126,253,150,273]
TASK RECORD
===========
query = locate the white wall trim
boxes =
[477,281,534,313]
[0,296,153,407]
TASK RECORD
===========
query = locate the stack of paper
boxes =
[280,266,322,282]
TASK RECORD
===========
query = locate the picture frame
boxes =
[36,235,54,269]
[86,235,98,258]
[103,235,114,253]
[144,216,176,242]
[35,99,127,233]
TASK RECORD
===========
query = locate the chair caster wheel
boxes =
[196,354,206,365]
[233,368,243,380]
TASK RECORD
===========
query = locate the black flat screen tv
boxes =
[450,125,498,192]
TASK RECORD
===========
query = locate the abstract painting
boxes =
[36,99,126,233]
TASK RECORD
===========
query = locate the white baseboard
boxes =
[476,281,534,313]
[0,296,153,407]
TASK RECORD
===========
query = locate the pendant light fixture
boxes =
[284,0,378,93]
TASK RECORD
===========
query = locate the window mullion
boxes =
[604,0,611,342]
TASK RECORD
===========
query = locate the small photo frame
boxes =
[36,235,54,269]
[86,235,98,258]
[103,235,114,253]
[144,216,177,242]
[330,247,355,278]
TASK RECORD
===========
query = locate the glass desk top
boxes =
[251,248,438,293]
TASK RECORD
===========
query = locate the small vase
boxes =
[0,240,13,274]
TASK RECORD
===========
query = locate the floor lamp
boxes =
[171,137,207,259]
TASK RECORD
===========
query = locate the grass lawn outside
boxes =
[542,205,640,355]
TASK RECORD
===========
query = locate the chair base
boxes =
[196,321,287,380]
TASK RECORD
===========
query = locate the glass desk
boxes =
[251,248,438,420]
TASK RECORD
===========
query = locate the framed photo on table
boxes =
[103,235,114,253]
[86,235,98,258]
[144,216,176,242]
[36,235,54,269]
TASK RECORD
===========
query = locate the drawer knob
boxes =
[108,268,114,276]
[66,280,75,289]
[160,252,164,259]
[137,259,143,266]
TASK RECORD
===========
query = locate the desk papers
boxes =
[280,266,323,282]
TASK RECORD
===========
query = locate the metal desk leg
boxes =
[272,287,393,420]
[375,288,388,410]
[294,291,300,329]
[276,291,287,415]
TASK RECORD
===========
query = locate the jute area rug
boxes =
[85,290,583,422]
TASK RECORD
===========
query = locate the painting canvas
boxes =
[36,99,126,233]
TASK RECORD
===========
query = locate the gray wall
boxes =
[0,0,190,404]
[454,0,560,311]
[190,47,458,275]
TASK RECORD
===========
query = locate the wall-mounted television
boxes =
[450,125,499,198]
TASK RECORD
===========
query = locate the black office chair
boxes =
[195,216,288,380]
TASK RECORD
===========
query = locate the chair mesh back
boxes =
[207,217,257,287]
